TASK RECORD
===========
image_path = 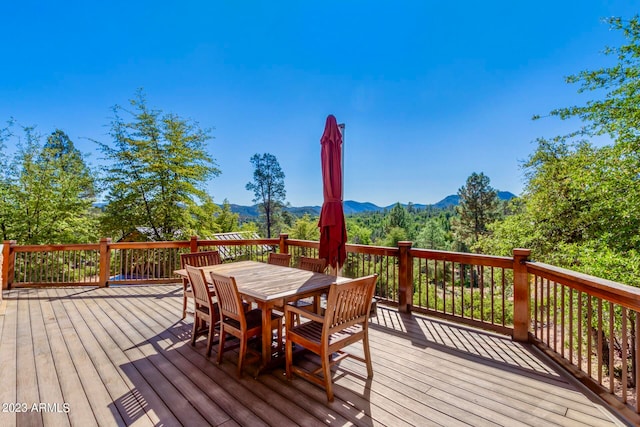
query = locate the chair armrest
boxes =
[284,303,324,324]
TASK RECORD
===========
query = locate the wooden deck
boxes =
[0,285,626,427]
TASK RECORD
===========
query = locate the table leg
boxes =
[260,302,273,368]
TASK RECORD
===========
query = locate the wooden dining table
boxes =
[174,260,351,370]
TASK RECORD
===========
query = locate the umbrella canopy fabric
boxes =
[318,115,347,269]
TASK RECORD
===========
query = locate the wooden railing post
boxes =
[190,236,199,253]
[279,233,289,254]
[2,240,16,292]
[513,248,532,342]
[99,238,111,288]
[398,241,413,313]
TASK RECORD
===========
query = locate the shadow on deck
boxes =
[0,285,627,426]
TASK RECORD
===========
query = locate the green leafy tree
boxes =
[482,16,640,279]
[286,214,320,240]
[346,219,372,245]
[246,153,286,238]
[0,125,97,243]
[389,203,408,230]
[97,91,220,241]
[214,199,240,233]
[384,226,408,247]
[451,172,499,251]
[415,218,448,250]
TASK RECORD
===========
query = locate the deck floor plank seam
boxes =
[75,287,193,426]
[16,291,44,426]
[124,285,381,427]
[62,286,172,426]
[0,285,625,427]
[82,287,215,426]
[366,323,613,425]
[40,288,99,427]
[30,288,70,427]
[0,290,19,427]
[120,284,326,427]
[47,287,129,426]
[368,321,604,411]
[107,286,272,427]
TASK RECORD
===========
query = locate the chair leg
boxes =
[217,328,226,365]
[237,337,247,378]
[363,331,373,377]
[191,315,199,346]
[321,352,333,402]
[276,319,283,355]
[206,321,214,357]
[285,336,293,379]
[182,293,188,319]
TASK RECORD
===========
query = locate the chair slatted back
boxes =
[180,250,221,268]
[267,252,291,267]
[185,265,214,309]
[210,273,245,327]
[298,256,327,273]
[324,275,377,333]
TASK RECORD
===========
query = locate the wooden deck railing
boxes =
[2,235,639,419]
[526,261,640,420]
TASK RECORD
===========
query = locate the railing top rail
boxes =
[14,243,100,252]
[285,239,319,248]
[345,242,400,256]
[109,241,190,249]
[527,261,640,311]
[411,248,513,268]
[197,238,278,246]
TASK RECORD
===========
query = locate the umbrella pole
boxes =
[337,123,345,276]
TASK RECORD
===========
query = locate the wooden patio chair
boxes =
[291,256,328,323]
[284,274,378,402]
[267,252,291,267]
[210,272,283,378]
[185,265,220,357]
[180,250,221,318]
[298,256,327,273]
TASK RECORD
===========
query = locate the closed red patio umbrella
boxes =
[318,115,347,269]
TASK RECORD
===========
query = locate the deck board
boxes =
[16,292,43,427]
[0,285,627,427]
[0,286,17,427]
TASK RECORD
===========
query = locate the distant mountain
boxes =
[432,191,517,209]
[227,191,517,218]
[343,201,380,215]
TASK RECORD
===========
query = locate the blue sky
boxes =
[1,1,637,206]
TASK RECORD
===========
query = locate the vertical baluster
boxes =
[125,248,130,280]
[66,249,70,283]
[587,296,593,378]
[466,264,471,320]
[621,307,628,403]
[545,279,550,347]
[450,261,455,316]
[635,311,639,412]
[501,268,506,327]
[561,284,565,359]
[578,291,583,375]
[489,266,494,324]
[417,258,422,309]
[553,281,558,352]
[569,287,573,364]
[28,252,32,283]
[37,251,41,283]
[532,275,537,337]
[609,302,614,393]
[597,299,603,384]
[34,251,38,283]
